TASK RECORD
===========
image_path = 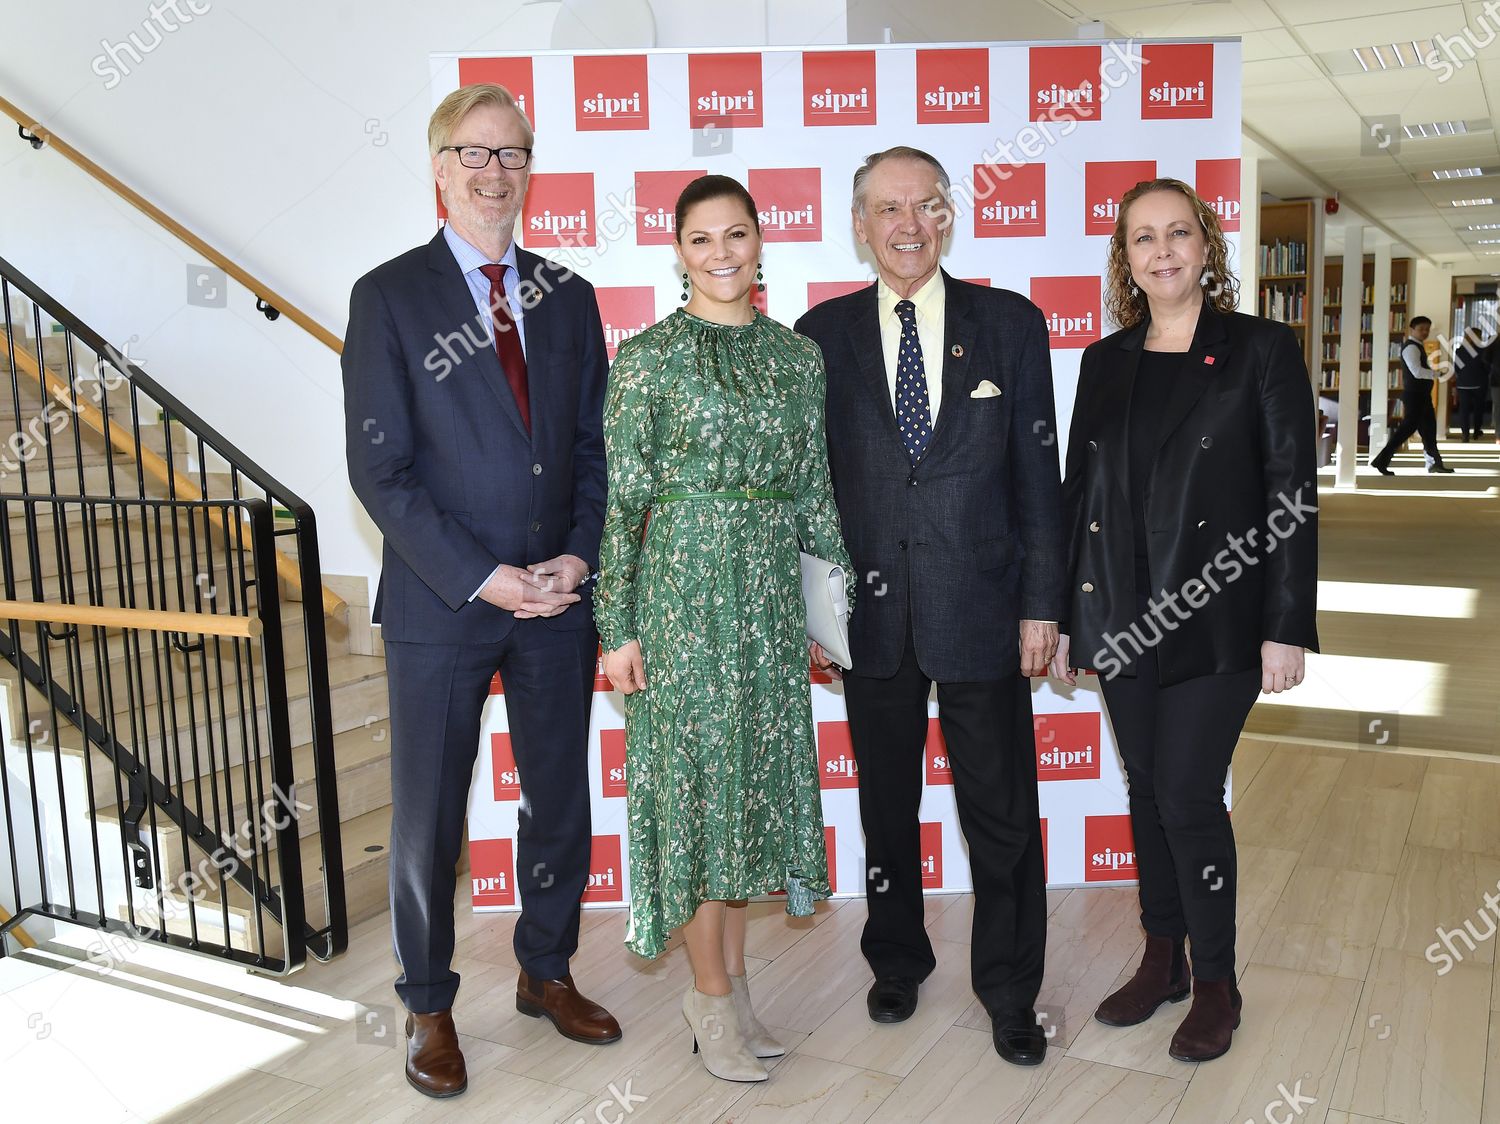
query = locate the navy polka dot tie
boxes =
[894,299,932,464]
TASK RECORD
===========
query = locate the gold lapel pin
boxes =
[951,344,964,358]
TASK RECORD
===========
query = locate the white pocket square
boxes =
[970,380,1002,399]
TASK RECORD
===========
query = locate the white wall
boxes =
[0,1,844,594]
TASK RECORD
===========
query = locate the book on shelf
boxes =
[1259,285,1305,323]
[1258,240,1307,275]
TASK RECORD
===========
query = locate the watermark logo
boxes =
[1084,160,1156,236]
[915,48,990,124]
[1031,276,1102,348]
[689,53,764,129]
[817,720,859,789]
[1360,114,1402,156]
[574,54,650,131]
[458,57,536,126]
[803,50,878,127]
[1030,45,1102,123]
[748,168,822,242]
[186,264,227,308]
[1358,711,1400,749]
[1141,43,1214,119]
[973,162,1047,238]
[91,0,212,90]
[470,838,516,907]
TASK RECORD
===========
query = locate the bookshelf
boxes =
[1256,201,1316,376]
[1319,256,1411,428]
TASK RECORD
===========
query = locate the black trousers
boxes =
[1099,640,1259,981]
[1372,394,1443,469]
[1457,386,1486,439]
[385,622,597,1013]
[842,625,1046,1013]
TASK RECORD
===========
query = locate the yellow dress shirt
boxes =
[877,270,945,427]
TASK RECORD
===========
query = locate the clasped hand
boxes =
[478,554,588,618]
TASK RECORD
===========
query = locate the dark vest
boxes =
[1401,336,1432,401]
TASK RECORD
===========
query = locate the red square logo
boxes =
[596,286,656,359]
[1142,44,1214,119]
[574,54,650,131]
[457,58,536,126]
[470,838,516,907]
[1029,45,1102,122]
[825,825,838,893]
[924,719,953,786]
[915,49,989,124]
[1196,158,1241,232]
[920,821,943,888]
[523,172,596,249]
[600,729,627,798]
[1034,713,1103,780]
[1084,814,1138,882]
[748,168,822,243]
[973,163,1046,239]
[808,280,871,307]
[817,721,859,789]
[582,834,624,902]
[802,50,877,127]
[1084,160,1157,236]
[634,170,706,245]
[1031,276,1102,349]
[688,53,764,129]
[491,733,521,801]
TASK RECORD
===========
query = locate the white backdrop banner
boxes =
[427,39,1243,912]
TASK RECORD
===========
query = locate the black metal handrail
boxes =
[0,256,345,971]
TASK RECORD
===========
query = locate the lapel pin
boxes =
[951,344,964,358]
[1204,355,1216,365]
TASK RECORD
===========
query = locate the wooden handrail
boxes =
[0,599,262,640]
[0,326,346,617]
[0,94,343,355]
[0,904,37,950]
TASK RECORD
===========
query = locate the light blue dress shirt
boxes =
[441,223,528,357]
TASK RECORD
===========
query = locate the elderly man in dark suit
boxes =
[795,146,1065,1067]
[343,83,618,1100]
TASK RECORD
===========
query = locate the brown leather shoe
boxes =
[1095,935,1190,1027]
[516,971,622,1045]
[1169,977,1242,1062]
[405,1009,468,1098]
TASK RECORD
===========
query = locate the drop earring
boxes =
[1129,282,1140,298]
[680,270,690,302]
[756,262,765,293]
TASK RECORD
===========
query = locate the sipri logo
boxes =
[925,719,953,786]
[802,50,878,127]
[1034,713,1103,780]
[634,169,707,245]
[1029,45,1102,122]
[1141,43,1214,120]
[688,52,764,129]
[748,168,822,243]
[600,728,627,798]
[583,834,624,902]
[1084,814,1138,882]
[1195,158,1241,232]
[817,721,859,789]
[1030,276,1102,348]
[574,54,651,131]
[973,163,1047,238]
[1084,160,1157,236]
[470,838,517,906]
[915,48,989,124]
[458,57,536,126]
[491,733,521,801]
[920,821,944,888]
[596,286,656,359]
[522,172,596,249]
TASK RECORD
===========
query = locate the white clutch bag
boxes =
[800,551,852,670]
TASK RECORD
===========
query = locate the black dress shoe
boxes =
[866,977,919,1023]
[992,1007,1046,1066]
[1430,464,1456,473]
[1372,464,1395,476]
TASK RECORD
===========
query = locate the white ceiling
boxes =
[1041,0,1500,268]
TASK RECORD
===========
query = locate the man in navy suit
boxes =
[343,84,618,1100]
[795,147,1064,1067]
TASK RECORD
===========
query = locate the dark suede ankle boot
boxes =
[1169,976,1242,1062]
[1095,935,1190,1027]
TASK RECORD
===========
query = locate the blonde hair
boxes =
[1104,177,1239,330]
[427,84,534,157]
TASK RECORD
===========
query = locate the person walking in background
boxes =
[342,83,619,1100]
[1052,177,1319,1064]
[595,175,853,1084]
[1370,316,1455,473]
[1454,326,1489,441]
[796,147,1065,1068]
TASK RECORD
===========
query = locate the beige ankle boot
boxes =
[728,972,785,1058]
[682,987,768,1082]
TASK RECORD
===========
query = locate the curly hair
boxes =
[1103,177,1240,330]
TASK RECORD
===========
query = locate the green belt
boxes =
[654,488,794,503]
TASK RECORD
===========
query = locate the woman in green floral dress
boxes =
[595,176,853,1083]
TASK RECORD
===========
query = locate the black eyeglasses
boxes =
[440,145,533,170]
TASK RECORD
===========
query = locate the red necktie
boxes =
[478,263,530,432]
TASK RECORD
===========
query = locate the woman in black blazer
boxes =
[1051,178,1319,1063]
